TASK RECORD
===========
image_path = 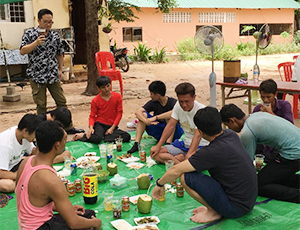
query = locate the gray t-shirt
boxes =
[189,129,257,214]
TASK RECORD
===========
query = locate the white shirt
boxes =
[171,100,209,147]
[0,126,34,171]
[292,55,300,82]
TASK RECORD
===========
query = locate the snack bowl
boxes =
[97,170,110,183]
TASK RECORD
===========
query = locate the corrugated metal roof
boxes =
[121,0,300,9]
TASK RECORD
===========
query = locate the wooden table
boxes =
[216,80,300,116]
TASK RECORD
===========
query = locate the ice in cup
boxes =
[165,160,174,171]
[138,144,146,162]
[99,144,107,158]
[103,189,114,211]
[112,199,122,219]
[255,154,265,171]
[115,138,123,152]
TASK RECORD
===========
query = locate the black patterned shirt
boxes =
[20,27,64,84]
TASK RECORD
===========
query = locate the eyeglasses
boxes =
[42,20,54,25]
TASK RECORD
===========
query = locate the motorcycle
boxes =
[110,40,130,72]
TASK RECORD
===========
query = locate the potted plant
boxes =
[223,46,241,83]
[102,22,112,33]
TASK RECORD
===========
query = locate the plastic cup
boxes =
[115,138,123,152]
[103,189,114,211]
[99,144,107,158]
[255,154,265,171]
[64,156,71,170]
[165,160,174,171]
[112,198,122,219]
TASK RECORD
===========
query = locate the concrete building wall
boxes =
[112,8,295,54]
[0,1,34,49]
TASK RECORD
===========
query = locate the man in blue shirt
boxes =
[220,104,300,203]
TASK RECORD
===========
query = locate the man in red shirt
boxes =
[73,76,130,143]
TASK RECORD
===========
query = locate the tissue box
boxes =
[110,174,127,189]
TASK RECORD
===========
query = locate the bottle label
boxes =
[83,173,98,197]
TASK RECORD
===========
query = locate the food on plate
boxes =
[93,163,102,170]
[137,195,152,214]
[137,173,150,190]
[136,217,157,224]
[85,152,96,157]
[134,225,158,230]
[107,163,118,176]
[118,153,132,159]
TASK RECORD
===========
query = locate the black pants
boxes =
[79,122,131,144]
[257,154,300,203]
[37,209,95,230]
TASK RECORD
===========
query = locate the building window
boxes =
[163,12,191,23]
[123,27,142,42]
[240,23,292,36]
[196,25,222,33]
[0,2,25,22]
[199,12,235,23]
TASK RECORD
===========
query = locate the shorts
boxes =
[184,171,243,218]
[37,209,95,230]
[145,112,183,141]
[166,144,187,156]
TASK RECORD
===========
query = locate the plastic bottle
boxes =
[253,64,259,82]
[83,166,98,204]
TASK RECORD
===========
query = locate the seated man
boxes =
[150,82,209,164]
[152,107,257,223]
[37,107,85,134]
[73,76,130,143]
[253,79,293,123]
[220,104,300,203]
[16,121,102,230]
[127,80,183,153]
[0,114,41,193]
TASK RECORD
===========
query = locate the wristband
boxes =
[156,178,164,187]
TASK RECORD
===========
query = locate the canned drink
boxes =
[67,182,75,197]
[83,173,98,204]
[61,178,68,190]
[122,196,130,212]
[107,154,113,164]
[176,182,184,198]
[159,186,166,201]
[74,178,82,193]
[170,179,177,186]
[139,150,146,162]
[71,164,77,176]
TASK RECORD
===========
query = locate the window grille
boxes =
[163,12,191,23]
[0,2,25,22]
[199,12,235,23]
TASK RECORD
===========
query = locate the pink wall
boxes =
[111,8,295,54]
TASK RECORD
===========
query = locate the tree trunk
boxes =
[83,0,100,95]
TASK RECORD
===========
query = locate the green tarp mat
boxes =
[1,132,300,230]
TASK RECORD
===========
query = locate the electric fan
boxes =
[245,24,272,105]
[194,25,224,107]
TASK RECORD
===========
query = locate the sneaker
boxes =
[127,142,139,153]
[127,119,138,128]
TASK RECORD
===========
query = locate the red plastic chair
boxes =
[293,55,298,61]
[278,62,298,119]
[95,51,123,96]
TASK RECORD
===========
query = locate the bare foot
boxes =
[72,133,84,141]
[190,207,222,223]
[193,206,207,215]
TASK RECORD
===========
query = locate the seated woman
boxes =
[73,76,130,144]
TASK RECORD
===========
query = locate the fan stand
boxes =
[209,44,217,108]
[243,39,262,105]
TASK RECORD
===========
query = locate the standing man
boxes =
[127,80,183,154]
[150,82,209,164]
[220,104,300,203]
[152,107,257,223]
[20,9,66,115]
[16,121,102,230]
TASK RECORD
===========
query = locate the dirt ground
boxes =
[0,53,299,138]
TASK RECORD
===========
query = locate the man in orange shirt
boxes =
[73,76,130,143]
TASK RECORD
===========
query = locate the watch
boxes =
[156,178,164,187]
